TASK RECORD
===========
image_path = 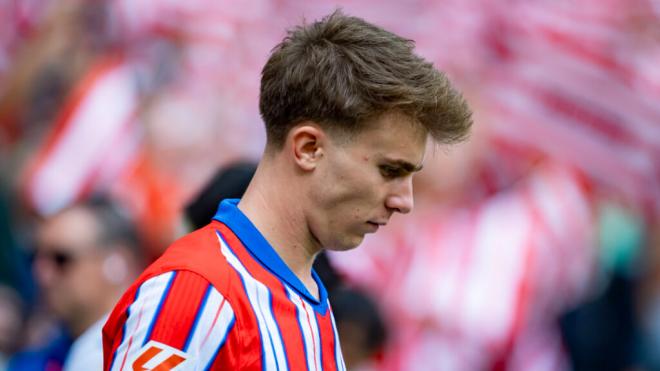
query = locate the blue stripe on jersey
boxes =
[213,199,329,314]
[183,283,212,352]
[108,284,143,370]
[204,316,236,371]
[142,271,177,346]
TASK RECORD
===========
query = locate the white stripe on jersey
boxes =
[216,231,288,371]
[286,287,322,371]
[329,307,347,371]
[183,286,236,368]
[305,301,323,371]
[110,271,175,371]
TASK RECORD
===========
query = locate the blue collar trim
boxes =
[213,199,328,314]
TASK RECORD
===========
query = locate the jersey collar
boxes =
[213,199,329,314]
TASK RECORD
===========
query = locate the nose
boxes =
[385,176,414,214]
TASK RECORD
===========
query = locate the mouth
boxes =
[366,221,386,232]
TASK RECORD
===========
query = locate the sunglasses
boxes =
[34,249,85,272]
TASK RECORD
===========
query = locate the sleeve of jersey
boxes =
[107,270,237,371]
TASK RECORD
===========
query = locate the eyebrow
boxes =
[384,159,424,173]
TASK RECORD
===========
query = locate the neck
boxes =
[238,158,321,298]
[69,285,125,338]
[67,304,106,338]
[68,316,95,338]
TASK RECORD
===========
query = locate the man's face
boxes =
[33,208,107,324]
[307,112,427,251]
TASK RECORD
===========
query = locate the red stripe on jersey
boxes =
[147,271,210,349]
[271,292,308,371]
[316,310,338,371]
[215,222,308,371]
[275,296,309,371]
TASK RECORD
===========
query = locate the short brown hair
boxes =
[259,10,472,149]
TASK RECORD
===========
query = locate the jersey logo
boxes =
[132,341,189,370]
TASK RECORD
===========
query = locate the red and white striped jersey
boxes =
[103,199,346,371]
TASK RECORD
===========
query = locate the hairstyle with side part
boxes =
[259,9,473,150]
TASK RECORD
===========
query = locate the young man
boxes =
[103,10,472,370]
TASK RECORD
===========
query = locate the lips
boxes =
[366,222,379,232]
[366,221,386,232]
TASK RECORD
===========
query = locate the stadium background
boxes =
[0,0,659,370]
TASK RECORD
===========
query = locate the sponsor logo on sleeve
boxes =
[132,341,189,371]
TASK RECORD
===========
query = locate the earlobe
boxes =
[290,124,325,171]
[102,252,128,285]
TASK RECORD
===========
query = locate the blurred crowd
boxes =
[0,0,659,370]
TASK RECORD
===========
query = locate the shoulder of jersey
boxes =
[146,223,236,294]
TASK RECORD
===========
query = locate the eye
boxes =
[379,165,402,179]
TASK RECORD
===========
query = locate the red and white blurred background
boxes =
[1,0,659,370]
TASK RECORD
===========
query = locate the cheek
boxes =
[44,282,72,315]
[342,186,385,218]
[67,263,104,299]
[325,173,382,209]
[326,197,371,226]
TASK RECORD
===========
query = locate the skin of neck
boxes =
[238,152,321,298]
[68,314,95,338]
[67,260,134,338]
[67,286,124,338]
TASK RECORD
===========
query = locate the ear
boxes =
[102,250,129,285]
[289,124,326,171]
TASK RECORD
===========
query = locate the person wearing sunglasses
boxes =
[20,197,143,371]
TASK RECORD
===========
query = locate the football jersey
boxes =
[103,199,346,370]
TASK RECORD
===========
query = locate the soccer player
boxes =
[103,10,472,370]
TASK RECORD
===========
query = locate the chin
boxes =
[325,237,364,251]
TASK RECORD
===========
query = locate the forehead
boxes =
[37,208,100,251]
[348,112,427,162]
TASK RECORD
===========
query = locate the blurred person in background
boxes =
[102,10,471,370]
[639,223,660,370]
[0,285,24,371]
[9,197,143,371]
[560,199,648,371]
[182,161,258,233]
[331,287,387,371]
